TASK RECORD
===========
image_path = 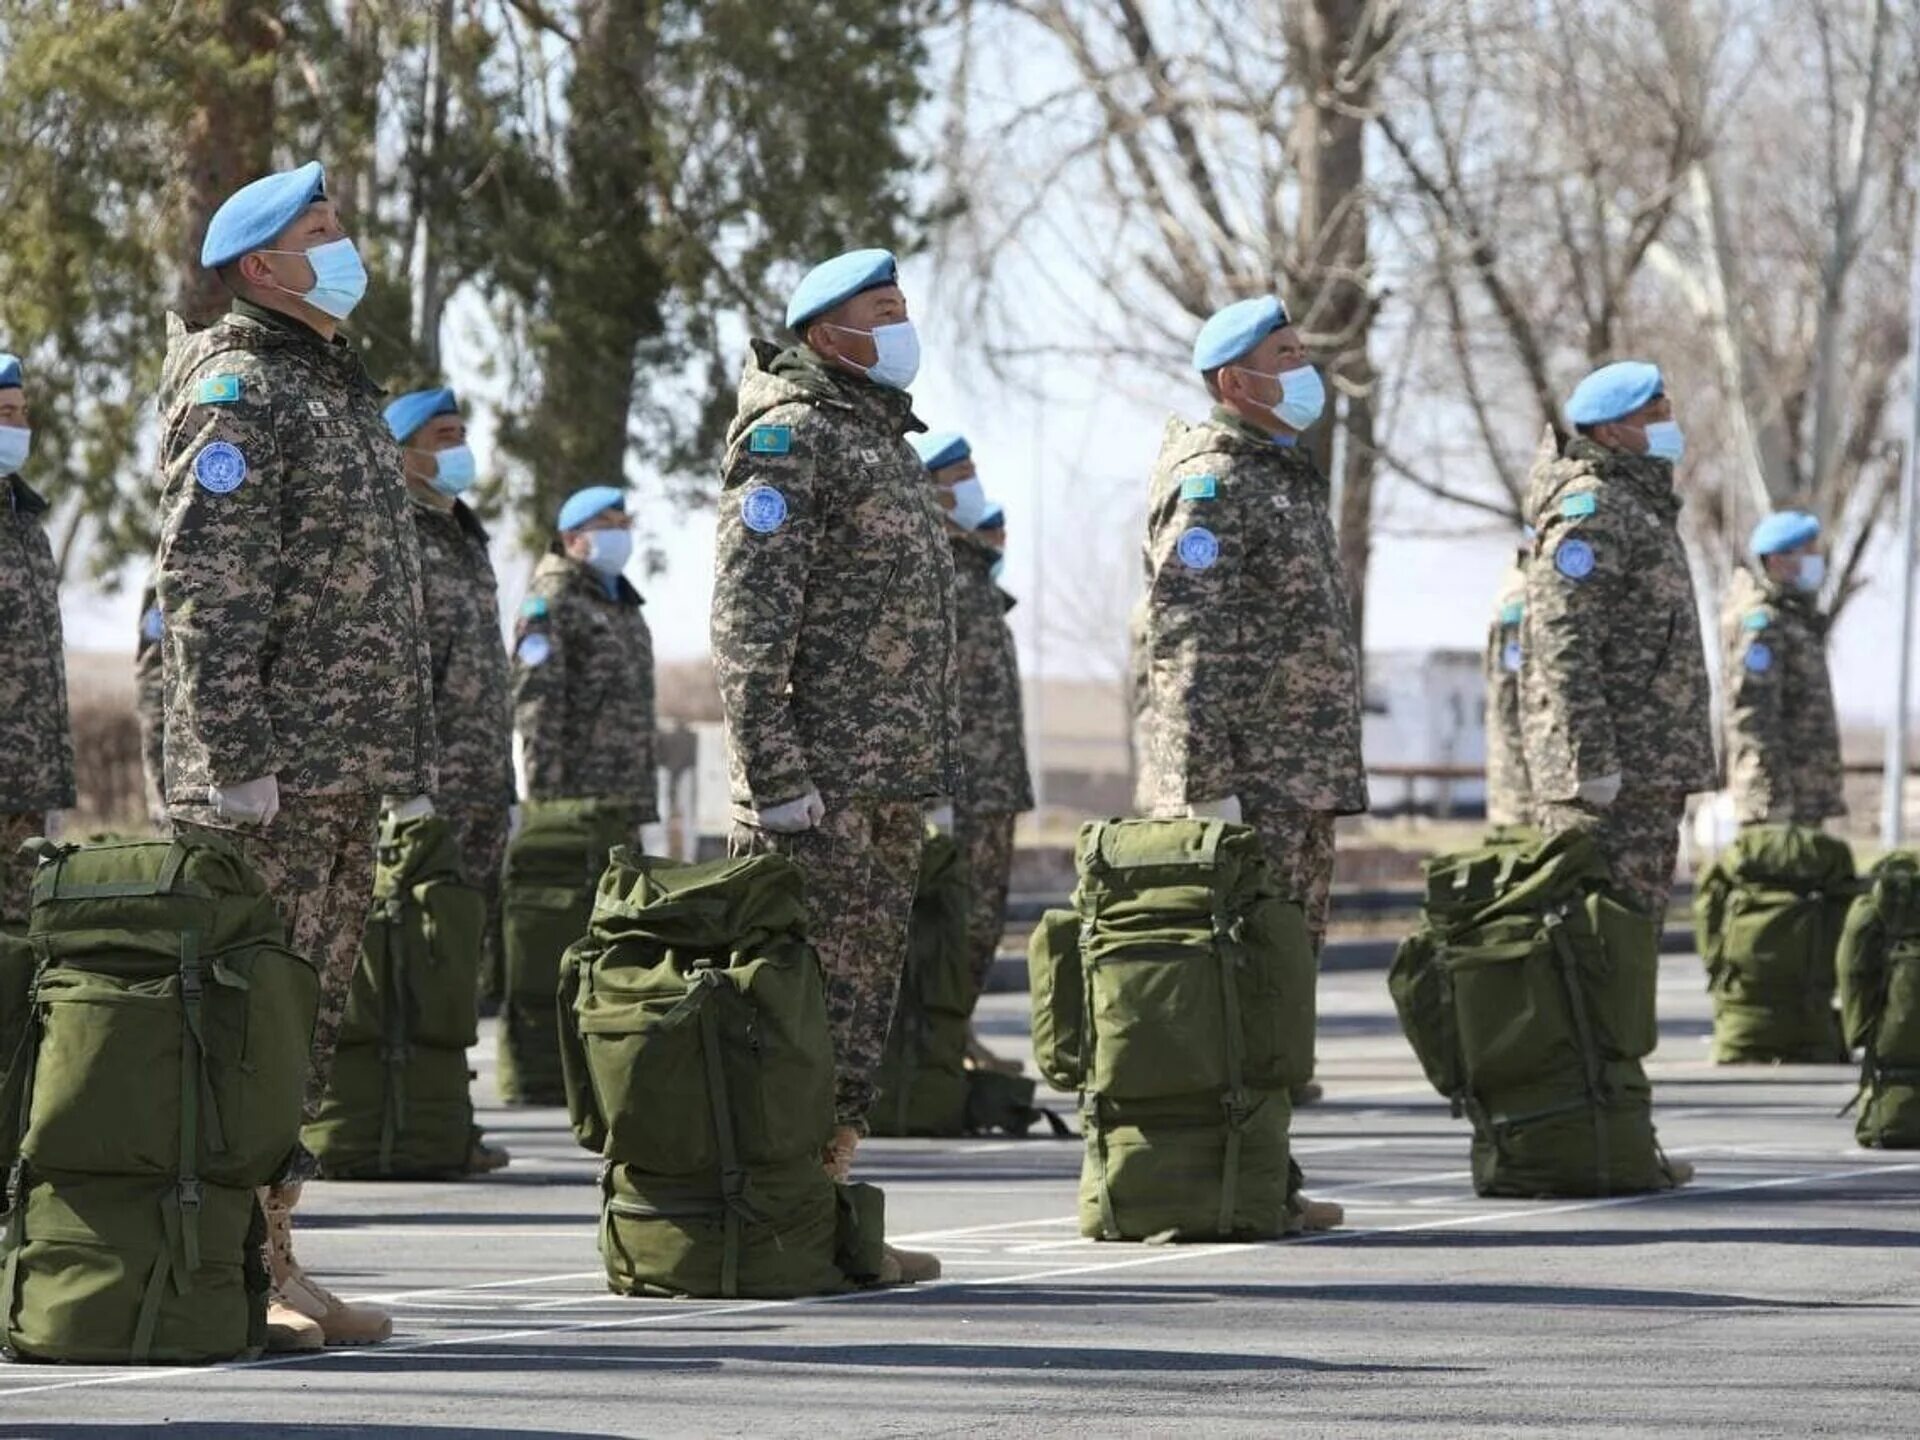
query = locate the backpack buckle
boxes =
[177,1178,203,1211]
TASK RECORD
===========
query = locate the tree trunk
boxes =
[409,0,456,368]
[175,2,279,324]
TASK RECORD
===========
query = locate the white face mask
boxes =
[583,528,633,578]
[1795,553,1826,593]
[946,476,987,530]
[1642,420,1686,464]
[828,320,921,390]
[0,425,29,474]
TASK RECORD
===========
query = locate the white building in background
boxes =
[1361,649,1488,817]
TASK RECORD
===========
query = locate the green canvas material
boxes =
[1839,853,1920,1147]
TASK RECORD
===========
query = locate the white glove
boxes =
[386,795,435,822]
[1576,773,1623,809]
[210,774,281,827]
[41,811,66,841]
[508,804,524,842]
[927,802,955,834]
[758,788,826,834]
[1186,795,1243,824]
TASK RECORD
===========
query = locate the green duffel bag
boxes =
[0,926,38,1173]
[599,1158,887,1299]
[2,1174,265,1364]
[870,834,973,1137]
[1027,908,1086,1092]
[1468,1060,1672,1198]
[1839,853,1920,1147]
[1694,825,1854,1064]
[1080,1089,1294,1241]
[500,799,633,1105]
[306,813,485,1178]
[1073,818,1316,1099]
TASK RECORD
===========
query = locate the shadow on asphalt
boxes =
[1311,1224,1920,1250]
[851,1279,1906,1311]
[0,1429,630,1439]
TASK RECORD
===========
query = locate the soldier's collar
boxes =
[770,343,927,436]
[948,524,999,568]
[6,474,46,516]
[562,553,643,608]
[1210,405,1296,449]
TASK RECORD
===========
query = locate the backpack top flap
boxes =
[1723,824,1857,894]
[372,813,469,904]
[27,836,288,962]
[588,851,809,954]
[1422,828,1612,934]
[1071,817,1272,926]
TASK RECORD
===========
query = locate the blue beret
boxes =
[980,505,1006,530]
[0,353,19,390]
[201,161,328,269]
[910,431,970,471]
[557,485,626,532]
[786,248,899,331]
[385,387,460,443]
[1751,510,1821,557]
[1193,296,1291,372]
[1565,361,1664,426]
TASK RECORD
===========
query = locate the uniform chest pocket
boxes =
[806,556,899,635]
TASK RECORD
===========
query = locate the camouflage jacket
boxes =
[413,493,515,806]
[711,341,959,809]
[949,526,1033,814]
[1483,557,1532,826]
[511,551,657,817]
[0,474,76,811]
[134,577,165,805]
[1141,410,1368,814]
[1719,564,1845,824]
[1519,437,1714,801]
[153,303,437,801]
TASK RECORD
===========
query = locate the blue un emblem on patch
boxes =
[741,486,788,534]
[1553,538,1595,581]
[1745,642,1773,674]
[193,441,248,494]
[1177,526,1220,570]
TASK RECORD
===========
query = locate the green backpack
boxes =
[1839,853,1920,1147]
[304,813,485,1178]
[1388,828,1673,1198]
[1,836,317,1364]
[561,848,886,1298]
[1028,818,1316,1242]
[869,834,1057,1139]
[500,799,632,1105]
[1692,825,1854,1063]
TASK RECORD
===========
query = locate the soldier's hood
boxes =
[725,339,925,449]
[533,549,644,609]
[159,307,380,417]
[1157,414,1325,489]
[1523,436,1680,527]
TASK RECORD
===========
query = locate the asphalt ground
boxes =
[3,955,1916,1438]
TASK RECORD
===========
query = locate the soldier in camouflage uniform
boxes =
[1521,361,1715,919]
[510,485,659,835]
[1139,297,1364,1227]
[712,248,957,1277]
[1720,510,1845,826]
[158,162,435,1350]
[911,434,1034,1073]
[1483,549,1532,830]
[387,386,514,1173]
[0,353,77,924]
[134,578,166,827]
[1141,297,1368,955]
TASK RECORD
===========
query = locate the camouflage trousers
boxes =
[0,811,44,927]
[731,802,925,1132]
[442,799,511,1006]
[954,806,1017,1002]
[172,794,380,1122]
[1537,787,1686,919]
[1240,792,1338,955]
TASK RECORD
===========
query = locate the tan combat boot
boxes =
[1665,1157,1696,1187]
[1293,1194,1344,1233]
[877,1244,943,1284]
[466,1132,511,1175]
[822,1125,860,1184]
[262,1183,393,1346]
[963,1025,1025,1077]
[257,1186,324,1353]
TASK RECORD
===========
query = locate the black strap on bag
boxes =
[1544,909,1610,1197]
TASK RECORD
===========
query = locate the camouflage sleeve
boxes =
[1522,502,1622,794]
[511,584,571,798]
[1143,471,1242,803]
[1725,613,1787,820]
[634,604,660,823]
[153,372,283,786]
[710,419,818,807]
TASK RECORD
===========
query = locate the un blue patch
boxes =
[748,425,792,456]
[1499,600,1525,626]
[1502,640,1523,673]
[1180,474,1218,501]
[193,441,247,494]
[1553,538,1595,581]
[1745,642,1773,674]
[517,633,553,667]
[140,606,164,642]
[741,485,788,534]
[1177,526,1220,571]
[1741,610,1771,632]
[195,374,242,406]
[1560,492,1597,520]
